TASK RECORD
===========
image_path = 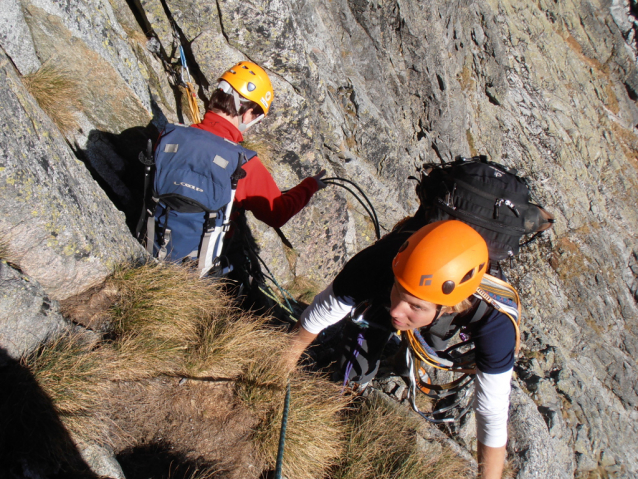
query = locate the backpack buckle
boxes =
[158,228,171,260]
[203,212,218,231]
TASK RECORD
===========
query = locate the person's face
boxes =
[389,280,440,331]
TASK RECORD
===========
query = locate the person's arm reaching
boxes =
[285,283,355,370]
[477,442,507,479]
[474,368,512,478]
[235,158,326,228]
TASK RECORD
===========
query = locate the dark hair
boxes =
[208,89,264,117]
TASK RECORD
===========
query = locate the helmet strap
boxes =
[217,81,244,115]
[231,89,242,114]
[217,80,265,131]
[238,113,264,132]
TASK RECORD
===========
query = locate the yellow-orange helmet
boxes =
[392,220,488,306]
[219,61,274,114]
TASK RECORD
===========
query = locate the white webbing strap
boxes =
[145,212,155,255]
[198,189,238,278]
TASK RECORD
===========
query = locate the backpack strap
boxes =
[197,153,248,277]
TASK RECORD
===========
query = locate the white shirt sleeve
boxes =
[298,282,356,334]
[473,368,513,448]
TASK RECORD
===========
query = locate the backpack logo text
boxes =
[174,181,204,193]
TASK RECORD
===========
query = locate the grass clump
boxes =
[332,394,470,479]
[189,311,279,378]
[250,372,349,479]
[22,61,80,134]
[234,325,349,479]
[107,262,229,379]
[0,239,10,261]
[22,335,114,445]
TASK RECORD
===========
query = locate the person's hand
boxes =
[312,169,327,189]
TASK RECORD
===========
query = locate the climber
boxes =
[192,61,326,230]
[286,219,516,479]
[150,61,326,284]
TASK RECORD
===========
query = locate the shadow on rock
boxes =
[72,120,161,234]
[117,442,223,479]
[0,347,99,479]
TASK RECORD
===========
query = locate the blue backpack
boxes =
[138,124,257,274]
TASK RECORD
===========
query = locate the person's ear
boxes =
[242,108,256,122]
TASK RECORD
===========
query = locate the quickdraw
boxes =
[178,44,201,125]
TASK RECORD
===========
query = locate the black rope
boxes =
[322,177,381,240]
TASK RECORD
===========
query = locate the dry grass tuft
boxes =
[234,326,291,413]
[22,61,80,134]
[252,373,349,479]
[332,394,471,479]
[107,262,229,379]
[24,335,114,444]
[0,239,10,261]
[234,325,349,479]
[190,311,281,379]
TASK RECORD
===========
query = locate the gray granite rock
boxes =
[0,0,42,75]
[0,53,145,300]
[3,0,638,476]
[508,382,574,479]
[0,261,70,360]
[79,443,126,479]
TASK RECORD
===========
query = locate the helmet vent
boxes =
[460,267,477,284]
[247,82,256,91]
[442,280,455,294]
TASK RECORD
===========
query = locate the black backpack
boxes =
[413,156,554,263]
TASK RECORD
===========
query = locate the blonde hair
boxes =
[441,297,473,314]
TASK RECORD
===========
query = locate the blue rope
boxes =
[274,381,291,479]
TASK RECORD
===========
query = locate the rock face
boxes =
[0,260,71,359]
[0,54,145,300]
[2,0,638,476]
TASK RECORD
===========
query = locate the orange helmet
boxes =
[392,220,488,306]
[219,61,274,114]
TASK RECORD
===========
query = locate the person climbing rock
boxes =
[192,61,326,232]
[286,219,516,479]
[150,61,326,278]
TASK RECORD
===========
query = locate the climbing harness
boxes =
[404,274,521,423]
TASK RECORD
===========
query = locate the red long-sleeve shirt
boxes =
[192,112,319,228]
